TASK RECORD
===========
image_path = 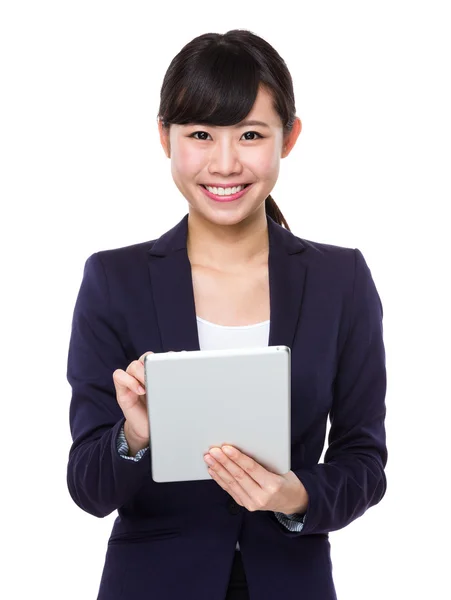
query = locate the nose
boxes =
[208,139,242,176]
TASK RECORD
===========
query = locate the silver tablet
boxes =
[144,345,291,483]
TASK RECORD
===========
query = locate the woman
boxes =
[67,29,387,599]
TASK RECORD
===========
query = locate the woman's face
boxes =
[159,85,301,226]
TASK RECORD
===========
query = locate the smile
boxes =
[199,183,253,203]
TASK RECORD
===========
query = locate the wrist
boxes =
[284,501,307,515]
[123,421,149,456]
[282,476,309,515]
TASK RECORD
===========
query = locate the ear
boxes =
[158,118,171,158]
[281,117,302,158]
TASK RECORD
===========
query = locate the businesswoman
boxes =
[66,29,388,599]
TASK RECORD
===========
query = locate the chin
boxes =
[194,203,265,227]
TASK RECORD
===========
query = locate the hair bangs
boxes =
[162,44,261,127]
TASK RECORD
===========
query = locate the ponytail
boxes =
[265,195,291,231]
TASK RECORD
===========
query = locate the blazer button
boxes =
[227,499,241,515]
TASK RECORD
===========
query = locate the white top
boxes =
[196,315,270,551]
[196,315,270,349]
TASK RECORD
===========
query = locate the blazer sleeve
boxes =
[271,248,388,536]
[66,253,151,518]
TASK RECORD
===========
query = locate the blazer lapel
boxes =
[147,213,307,353]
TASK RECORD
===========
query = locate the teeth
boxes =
[204,185,246,196]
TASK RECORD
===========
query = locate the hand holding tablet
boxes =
[112,350,154,455]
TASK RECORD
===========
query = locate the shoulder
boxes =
[279,229,370,307]
[293,233,381,313]
[85,238,158,273]
[298,236,355,257]
[291,231,358,277]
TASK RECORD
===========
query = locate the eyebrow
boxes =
[235,119,270,129]
[185,119,270,129]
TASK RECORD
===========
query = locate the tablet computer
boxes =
[144,345,291,483]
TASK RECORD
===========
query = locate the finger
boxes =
[127,354,153,388]
[208,467,250,506]
[138,351,154,364]
[209,446,279,500]
[113,369,147,414]
[207,467,250,507]
[132,350,174,393]
[206,450,261,502]
[113,368,145,396]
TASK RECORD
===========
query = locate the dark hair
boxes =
[157,29,297,231]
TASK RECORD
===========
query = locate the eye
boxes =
[242,131,263,141]
[189,130,263,141]
[190,131,210,141]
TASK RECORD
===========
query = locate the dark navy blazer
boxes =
[66,212,387,599]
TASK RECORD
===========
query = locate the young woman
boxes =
[67,29,387,600]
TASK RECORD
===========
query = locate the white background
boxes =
[1,1,450,598]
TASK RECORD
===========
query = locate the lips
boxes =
[199,182,254,203]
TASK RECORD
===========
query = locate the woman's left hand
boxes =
[204,445,309,515]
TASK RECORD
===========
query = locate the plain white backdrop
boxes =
[1,1,450,598]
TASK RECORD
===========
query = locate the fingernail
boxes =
[137,386,146,394]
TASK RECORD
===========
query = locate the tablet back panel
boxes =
[144,345,291,483]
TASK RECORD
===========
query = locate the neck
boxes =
[186,209,269,271]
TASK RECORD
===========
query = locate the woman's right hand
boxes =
[112,351,154,454]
